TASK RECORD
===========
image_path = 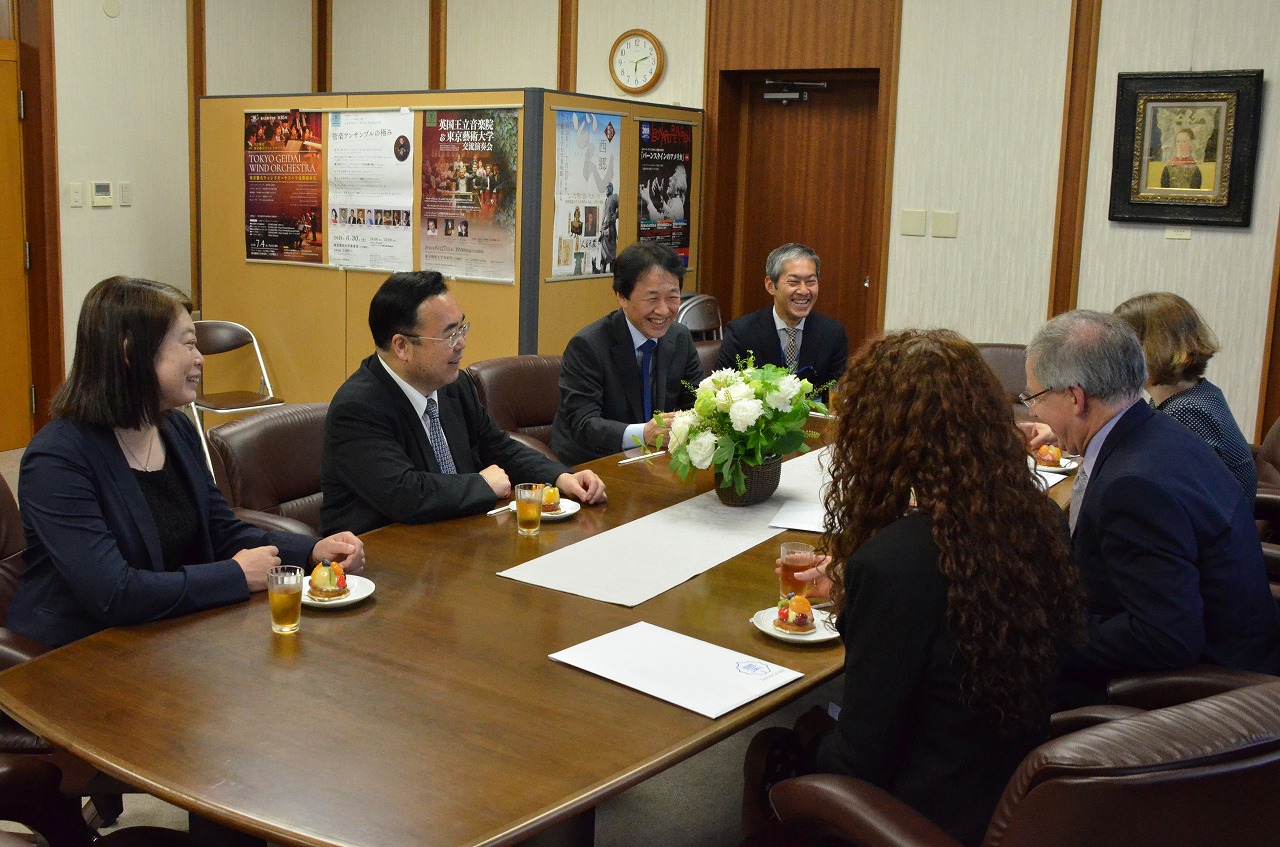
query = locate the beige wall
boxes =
[205,0,312,96]
[53,0,192,367]
[447,0,558,89]
[1078,0,1280,438]
[884,0,1071,345]
[330,0,431,92]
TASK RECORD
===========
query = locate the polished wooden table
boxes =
[0,446,845,847]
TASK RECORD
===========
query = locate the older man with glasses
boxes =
[321,270,606,535]
[1023,310,1279,706]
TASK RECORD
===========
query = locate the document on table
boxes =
[499,448,831,606]
[550,622,802,718]
[768,447,830,532]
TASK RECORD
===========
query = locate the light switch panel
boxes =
[119,182,133,206]
[901,209,927,237]
[68,183,84,208]
[932,210,959,238]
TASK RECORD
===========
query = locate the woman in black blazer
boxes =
[7,276,364,647]
[785,330,1083,846]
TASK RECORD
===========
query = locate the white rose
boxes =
[667,410,696,451]
[727,381,754,403]
[686,430,718,469]
[729,397,765,432]
[766,375,803,411]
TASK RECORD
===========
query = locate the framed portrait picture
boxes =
[1108,70,1263,226]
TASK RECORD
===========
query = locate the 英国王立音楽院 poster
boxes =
[553,110,620,277]
[244,110,323,263]
[420,109,519,283]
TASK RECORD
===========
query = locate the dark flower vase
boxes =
[715,455,782,506]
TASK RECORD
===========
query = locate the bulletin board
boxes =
[197,89,702,406]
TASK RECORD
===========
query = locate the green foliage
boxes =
[666,356,825,493]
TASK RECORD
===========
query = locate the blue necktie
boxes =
[639,338,657,420]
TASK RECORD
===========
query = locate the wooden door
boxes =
[0,41,33,450]
[720,71,881,351]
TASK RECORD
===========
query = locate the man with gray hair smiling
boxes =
[715,243,848,399]
[1023,309,1279,704]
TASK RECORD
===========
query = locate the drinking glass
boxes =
[778,542,816,600]
[515,483,544,536]
[267,565,304,634]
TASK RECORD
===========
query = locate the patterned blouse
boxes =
[1155,379,1256,497]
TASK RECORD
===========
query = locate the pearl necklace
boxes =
[116,428,157,472]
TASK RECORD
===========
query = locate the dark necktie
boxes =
[639,338,657,420]
[782,327,800,370]
[424,398,456,475]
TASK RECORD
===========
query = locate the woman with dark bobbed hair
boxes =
[785,329,1083,846]
[1114,291,1254,496]
[7,276,364,648]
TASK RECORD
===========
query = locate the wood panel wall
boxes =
[702,0,901,331]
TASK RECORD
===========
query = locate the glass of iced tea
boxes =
[267,565,304,634]
[779,542,815,600]
[514,483,544,536]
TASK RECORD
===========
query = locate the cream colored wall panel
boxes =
[54,0,191,368]
[447,0,557,89]
[884,0,1071,346]
[206,0,312,95]
[331,0,430,92]
[1079,0,1280,438]
[576,0,706,107]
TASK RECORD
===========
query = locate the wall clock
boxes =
[609,29,665,95]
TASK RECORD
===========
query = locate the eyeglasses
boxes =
[1017,386,1057,408]
[403,322,470,350]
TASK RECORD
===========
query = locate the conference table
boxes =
[0,431,855,847]
[0,423,1075,847]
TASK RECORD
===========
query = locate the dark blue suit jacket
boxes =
[8,412,315,647]
[1069,402,1279,679]
[321,355,571,535]
[715,307,848,398]
[550,310,702,466]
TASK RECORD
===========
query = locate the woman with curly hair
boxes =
[800,329,1082,846]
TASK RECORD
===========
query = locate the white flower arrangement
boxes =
[668,356,825,495]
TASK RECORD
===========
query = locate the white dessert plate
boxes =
[501,499,582,521]
[750,608,840,644]
[302,574,375,608]
[1026,455,1080,475]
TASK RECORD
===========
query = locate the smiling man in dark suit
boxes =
[321,271,606,535]
[715,243,848,398]
[1024,310,1279,704]
[550,242,704,466]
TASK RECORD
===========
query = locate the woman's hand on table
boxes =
[558,470,608,505]
[312,531,366,574]
[234,545,281,591]
[775,554,835,601]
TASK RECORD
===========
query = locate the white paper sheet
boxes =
[549,622,803,718]
[498,448,831,606]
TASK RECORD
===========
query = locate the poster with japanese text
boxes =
[420,109,519,283]
[327,110,415,271]
[637,120,693,267]
[244,110,323,263]
[552,110,620,277]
